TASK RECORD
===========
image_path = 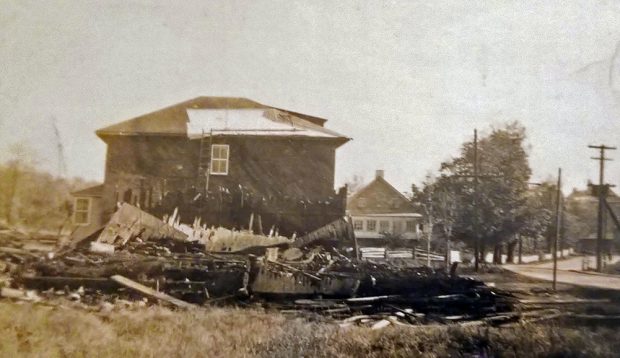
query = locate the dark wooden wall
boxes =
[99,135,345,235]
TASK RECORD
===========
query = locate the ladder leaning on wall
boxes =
[197,129,213,194]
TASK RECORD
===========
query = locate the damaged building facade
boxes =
[72,97,350,239]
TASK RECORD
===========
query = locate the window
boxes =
[394,221,403,234]
[366,219,377,231]
[379,220,389,233]
[353,220,364,230]
[210,144,229,175]
[74,198,91,225]
[406,220,416,232]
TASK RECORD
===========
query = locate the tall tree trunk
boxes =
[507,240,517,264]
[493,244,501,264]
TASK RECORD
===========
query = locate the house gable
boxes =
[347,175,414,215]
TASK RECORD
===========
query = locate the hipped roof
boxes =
[186,108,344,139]
[96,96,348,144]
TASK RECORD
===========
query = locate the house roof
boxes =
[186,108,344,139]
[347,175,418,215]
[95,97,346,143]
[71,184,104,197]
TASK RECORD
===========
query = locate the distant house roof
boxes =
[347,172,418,215]
[71,184,104,197]
[96,97,347,144]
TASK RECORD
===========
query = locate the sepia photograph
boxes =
[2,1,620,357]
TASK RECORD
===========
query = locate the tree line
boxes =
[411,122,598,264]
[0,142,98,233]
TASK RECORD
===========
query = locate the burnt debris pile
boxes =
[0,204,517,327]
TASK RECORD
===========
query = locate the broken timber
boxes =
[97,204,188,246]
[291,217,355,248]
[110,275,196,309]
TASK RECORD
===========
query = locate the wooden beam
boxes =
[266,260,321,281]
[110,275,196,309]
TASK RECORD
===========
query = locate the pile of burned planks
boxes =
[1,204,521,327]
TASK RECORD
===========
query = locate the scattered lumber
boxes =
[0,246,38,257]
[267,260,321,281]
[371,319,391,330]
[347,295,398,303]
[1,287,41,302]
[110,275,196,309]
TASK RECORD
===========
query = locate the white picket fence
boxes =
[359,247,445,261]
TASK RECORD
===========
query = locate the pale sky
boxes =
[2,0,620,193]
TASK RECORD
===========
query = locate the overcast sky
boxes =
[2,0,620,193]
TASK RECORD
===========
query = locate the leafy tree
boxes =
[432,122,533,263]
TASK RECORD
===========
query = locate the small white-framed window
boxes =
[379,220,389,233]
[406,220,416,232]
[353,220,364,230]
[366,219,377,232]
[73,197,91,225]
[210,144,229,175]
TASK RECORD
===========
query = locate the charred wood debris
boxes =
[0,203,561,329]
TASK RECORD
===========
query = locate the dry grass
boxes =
[0,301,619,358]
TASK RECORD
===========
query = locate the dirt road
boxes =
[504,255,620,291]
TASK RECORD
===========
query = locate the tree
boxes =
[0,142,37,224]
[436,122,533,264]
[0,141,96,232]
[512,181,557,262]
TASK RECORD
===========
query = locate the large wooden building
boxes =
[72,97,349,239]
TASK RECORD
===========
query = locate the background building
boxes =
[72,97,349,238]
[347,170,422,242]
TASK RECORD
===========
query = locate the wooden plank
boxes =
[267,260,321,281]
[347,295,401,303]
[0,246,38,257]
[1,287,41,301]
[110,275,196,309]
[520,298,610,305]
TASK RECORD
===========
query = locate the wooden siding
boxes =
[99,135,345,235]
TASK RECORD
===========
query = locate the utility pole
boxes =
[427,204,433,267]
[473,129,480,271]
[450,129,500,272]
[588,144,616,272]
[422,188,434,268]
[553,168,562,291]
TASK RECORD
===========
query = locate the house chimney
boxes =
[375,170,384,179]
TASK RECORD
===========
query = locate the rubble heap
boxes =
[0,205,518,328]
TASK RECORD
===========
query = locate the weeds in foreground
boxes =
[0,302,618,357]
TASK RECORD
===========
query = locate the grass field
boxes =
[1,301,619,358]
